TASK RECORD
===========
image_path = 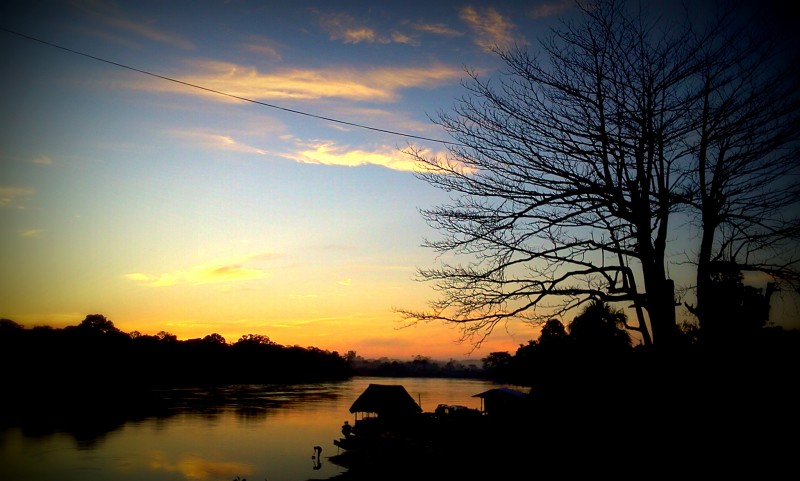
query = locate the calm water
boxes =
[0,376,520,481]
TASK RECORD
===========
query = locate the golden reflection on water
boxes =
[0,377,517,481]
[149,452,254,480]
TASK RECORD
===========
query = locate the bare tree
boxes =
[683,5,800,336]
[398,0,800,351]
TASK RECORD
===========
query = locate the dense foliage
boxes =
[0,315,352,396]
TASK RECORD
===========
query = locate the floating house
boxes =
[347,383,422,421]
[472,387,530,418]
[334,384,423,452]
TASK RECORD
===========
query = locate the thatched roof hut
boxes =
[348,384,422,419]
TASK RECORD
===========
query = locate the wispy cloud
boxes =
[122,60,462,103]
[284,141,475,174]
[31,155,53,165]
[410,22,464,37]
[18,229,43,238]
[338,278,352,287]
[0,186,35,209]
[528,1,573,19]
[388,31,418,46]
[317,11,419,45]
[460,6,521,52]
[126,262,268,287]
[72,1,196,51]
[105,17,196,50]
[72,26,141,50]
[241,35,283,62]
[171,130,270,155]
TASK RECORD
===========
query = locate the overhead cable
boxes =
[0,26,456,146]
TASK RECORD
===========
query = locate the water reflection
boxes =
[0,377,517,481]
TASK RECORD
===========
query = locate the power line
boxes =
[0,26,456,146]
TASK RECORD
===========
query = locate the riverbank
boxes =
[315,358,799,480]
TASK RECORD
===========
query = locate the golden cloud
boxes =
[460,6,520,52]
[0,186,35,209]
[123,60,462,103]
[31,155,53,165]
[125,263,266,287]
[288,142,426,172]
[389,31,419,46]
[342,27,378,43]
[319,12,383,44]
[286,141,472,174]
[317,11,424,46]
[18,229,44,238]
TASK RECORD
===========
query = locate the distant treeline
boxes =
[0,315,352,394]
[0,315,491,395]
[348,354,487,379]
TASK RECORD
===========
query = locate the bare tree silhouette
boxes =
[399,0,800,351]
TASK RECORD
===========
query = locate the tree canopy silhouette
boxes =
[0,314,352,400]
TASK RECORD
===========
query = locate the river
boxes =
[0,376,523,481]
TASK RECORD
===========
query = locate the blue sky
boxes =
[1,0,797,360]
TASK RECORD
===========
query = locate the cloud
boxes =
[73,1,196,51]
[388,31,419,46]
[338,278,352,286]
[73,26,141,50]
[123,60,463,103]
[460,6,521,52]
[410,22,464,37]
[18,229,43,238]
[317,11,373,43]
[528,1,573,19]
[317,11,419,45]
[172,131,472,174]
[241,36,283,62]
[125,272,180,287]
[0,186,35,209]
[286,141,427,172]
[284,141,472,174]
[31,155,53,165]
[105,17,196,50]
[125,262,267,287]
[171,130,270,155]
[340,27,378,43]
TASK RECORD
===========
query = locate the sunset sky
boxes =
[1,0,797,360]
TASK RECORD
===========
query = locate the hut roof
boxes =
[472,387,528,399]
[349,384,422,417]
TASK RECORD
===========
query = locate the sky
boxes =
[1,0,797,361]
